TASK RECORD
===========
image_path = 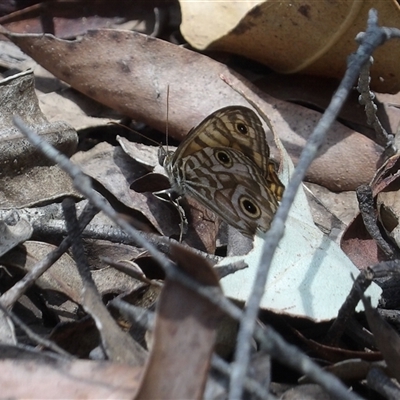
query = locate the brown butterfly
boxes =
[158,106,284,237]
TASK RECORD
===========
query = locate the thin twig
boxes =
[358,58,395,152]
[367,367,400,399]
[211,354,275,400]
[109,298,155,331]
[324,268,375,345]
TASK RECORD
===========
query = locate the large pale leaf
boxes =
[220,113,382,322]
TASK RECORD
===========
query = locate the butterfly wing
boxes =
[172,106,284,197]
[161,106,285,236]
[179,147,279,237]
[267,160,284,201]
[174,106,269,171]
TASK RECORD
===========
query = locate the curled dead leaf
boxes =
[180,0,400,93]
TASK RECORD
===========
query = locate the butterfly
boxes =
[158,106,284,238]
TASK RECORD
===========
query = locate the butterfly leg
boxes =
[171,194,188,242]
[153,189,188,242]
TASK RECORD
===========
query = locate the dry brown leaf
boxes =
[1,241,142,304]
[375,92,400,134]
[0,43,121,131]
[118,138,160,170]
[0,1,160,38]
[377,190,400,247]
[293,326,382,364]
[305,183,359,227]
[39,89,122,131]
[0,218,32,257]
[0,358,142,399]
[371,155,400,247]
[257,74,390,139]
[341,154,400,268]
[180,0,400,93]
[341,214,383,269]
[0,313,16,345]
[0,70,80,208]
[136,243,222,399]
[184,196,219,254]
[84,239,144,270]
[72,142,181,237]
[272,102,382,191]
[1,28,383,191]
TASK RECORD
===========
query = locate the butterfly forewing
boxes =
[173,106,270,175]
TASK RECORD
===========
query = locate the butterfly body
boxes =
[159,106,284,238]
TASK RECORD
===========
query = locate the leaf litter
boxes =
[0,3,399,399]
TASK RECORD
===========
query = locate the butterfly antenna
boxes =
[166,85,170,151]
[107,121,159,146]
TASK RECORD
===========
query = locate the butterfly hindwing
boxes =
[179,147,278,237]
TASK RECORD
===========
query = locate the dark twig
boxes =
[358,58,395,152]
[356,184,397,258]
[324,268,375,345]
[372,260,400,278]
[229,9,398,399]
[371,260,400,309]
[345,317,376,349]
[0,203,224,265]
